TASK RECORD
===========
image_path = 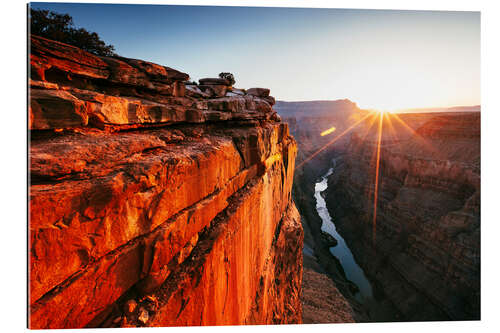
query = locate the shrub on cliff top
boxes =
[30,8,116,56]
[219,72,235,86]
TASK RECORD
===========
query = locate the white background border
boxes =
[2,0,498,332]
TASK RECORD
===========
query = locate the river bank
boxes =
[314,167,373,302]
[297,154,401,322]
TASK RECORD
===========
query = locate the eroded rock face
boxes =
[29,35,276,131]
[325,113,480,321]
[301,267,355,324]
[28,36,301,329]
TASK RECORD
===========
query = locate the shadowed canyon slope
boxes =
[29,35,302,329]
[276,101,371,322]
[325,112,480,320]
[276,101,480,322]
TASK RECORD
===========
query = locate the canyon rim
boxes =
[27,3,480,330]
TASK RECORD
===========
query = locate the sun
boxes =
[374,109,393,114]
[298,108,428,247]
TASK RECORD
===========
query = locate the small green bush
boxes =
[218,72,235,86]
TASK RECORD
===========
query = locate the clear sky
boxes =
[30,3,480,111]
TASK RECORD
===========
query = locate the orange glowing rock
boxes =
[28,35,301,329]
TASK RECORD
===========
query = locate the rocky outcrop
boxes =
[325,113,480,321]
[301,267,355,324]
[28,35,302,329]
[29,35,277,131]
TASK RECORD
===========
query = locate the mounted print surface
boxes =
[28,2,480,329]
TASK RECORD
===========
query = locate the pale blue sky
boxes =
[31,3,480,110]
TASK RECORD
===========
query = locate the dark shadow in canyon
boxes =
[276,101,480,323]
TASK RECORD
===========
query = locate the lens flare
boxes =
[297,112,372,169]
[320,127,337,136]
[297,110,436,249]
[372,112,384,247]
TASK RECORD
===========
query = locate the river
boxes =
[314,166,374,303]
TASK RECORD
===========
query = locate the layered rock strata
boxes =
[325,113,480,320]
[301,267,355,324]
[29,35,302,328]
[282,113,399,322]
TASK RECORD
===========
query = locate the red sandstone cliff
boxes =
[28,35,302,329]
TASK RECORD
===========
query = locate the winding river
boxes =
[314,166,374,302]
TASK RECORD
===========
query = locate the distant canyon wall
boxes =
[325,113,480,320]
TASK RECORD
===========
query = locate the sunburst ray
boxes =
[372,111,384,247]
[297,112,373,169]
[391,113,442,158]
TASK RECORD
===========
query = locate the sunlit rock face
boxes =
[29,35,302,329]
[325,112,480,320]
